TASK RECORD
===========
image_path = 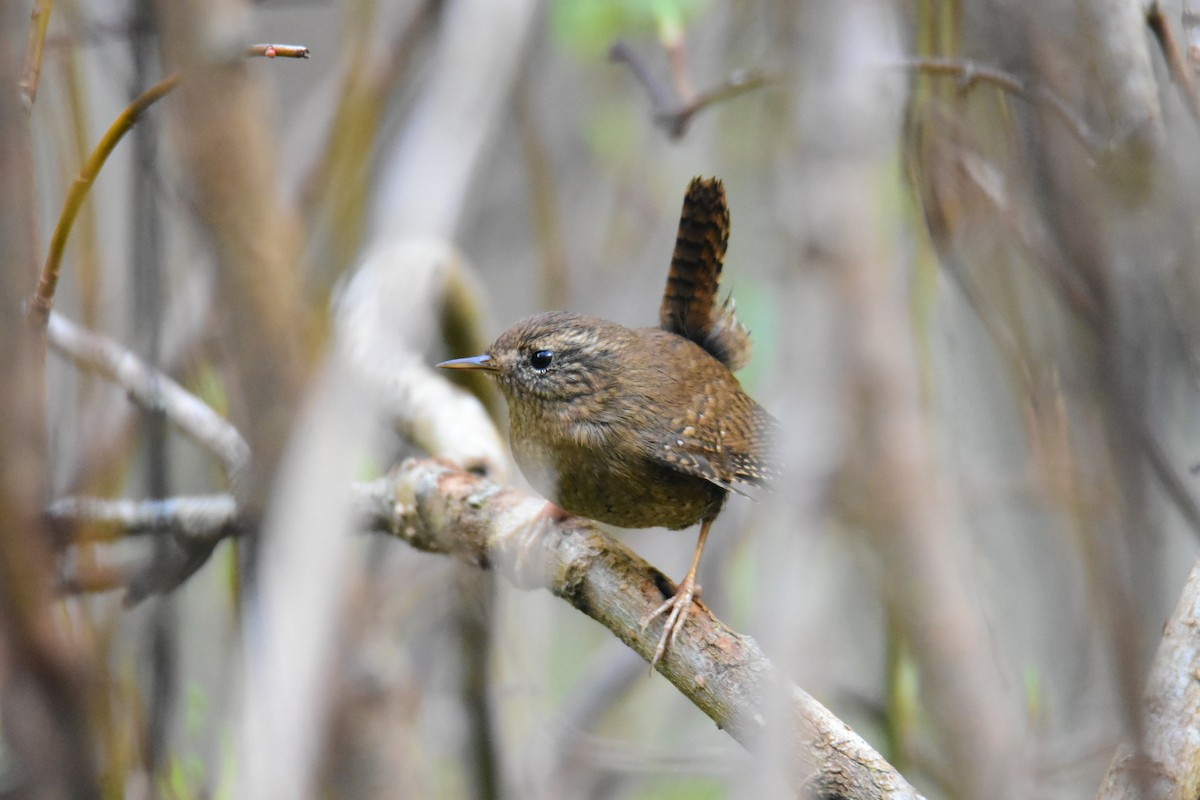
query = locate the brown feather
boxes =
[659,177,752,371]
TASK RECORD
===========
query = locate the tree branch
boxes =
[47,457,923,796]
[49,495,237,606]
[897,57,1103,157]
[335,239,507,479]
[609,39,772,140]
[359,458,926,800]
[46,312,250,482]
[45,495,237,545]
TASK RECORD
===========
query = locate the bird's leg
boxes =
[640,516,714,670]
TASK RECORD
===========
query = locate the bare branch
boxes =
[897,57,1103,156]
[335,239,507,479]
[49,495,237,606]
[609,40,677,121]
[609,39,772,140]
[45,495,238,545]
[47,457,927,796]
[46,312,250,481]
[358,458,927,800]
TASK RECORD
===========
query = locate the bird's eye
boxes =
[529,349,554,370]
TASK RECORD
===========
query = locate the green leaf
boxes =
[550,0,710,58]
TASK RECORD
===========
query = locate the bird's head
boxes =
[437,311,628,414]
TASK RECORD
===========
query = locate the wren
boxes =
[438,177,776,669]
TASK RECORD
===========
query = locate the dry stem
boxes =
[900,57,1102,156]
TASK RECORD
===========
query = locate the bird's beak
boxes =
[436,354,499,372]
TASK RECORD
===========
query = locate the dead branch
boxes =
[47,312,250,482]
[609,39,772,140]
[48,493,239,606]
[335,239,507,479]
[359,458,927,800]
[898,57,1103,156]
[46,495,238,545]
[47,457,923,796]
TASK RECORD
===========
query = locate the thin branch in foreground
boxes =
[45,495,238,545]
[358,458,926,800]
[46,312,250,481]
[48,495,239,606]
[1146,3,1200,125]
[56,530,227,607]
[609,39,772,140]
[897,57,1103,157]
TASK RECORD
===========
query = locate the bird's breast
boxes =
[507,407,722,530]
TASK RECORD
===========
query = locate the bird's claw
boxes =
[640,578,701,671]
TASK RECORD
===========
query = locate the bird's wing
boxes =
[645,388,779,493]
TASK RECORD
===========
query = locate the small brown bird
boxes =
[438,177,776,668]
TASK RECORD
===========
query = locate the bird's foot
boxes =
[640,574,701,671]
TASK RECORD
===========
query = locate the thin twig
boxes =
[29,73,180,328]
[245,43,311,59]
[897,57,1103,157]
[29,39,312,328]
[46,312,250,481]
[667,70,772,138]
[18,0,54,109]
[610,40,677,118]
[1146,3,1200,124]
[609,39,772,140]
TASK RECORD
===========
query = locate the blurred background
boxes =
[4,0,1200,797]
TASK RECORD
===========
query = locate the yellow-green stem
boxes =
[29,73,180,328]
